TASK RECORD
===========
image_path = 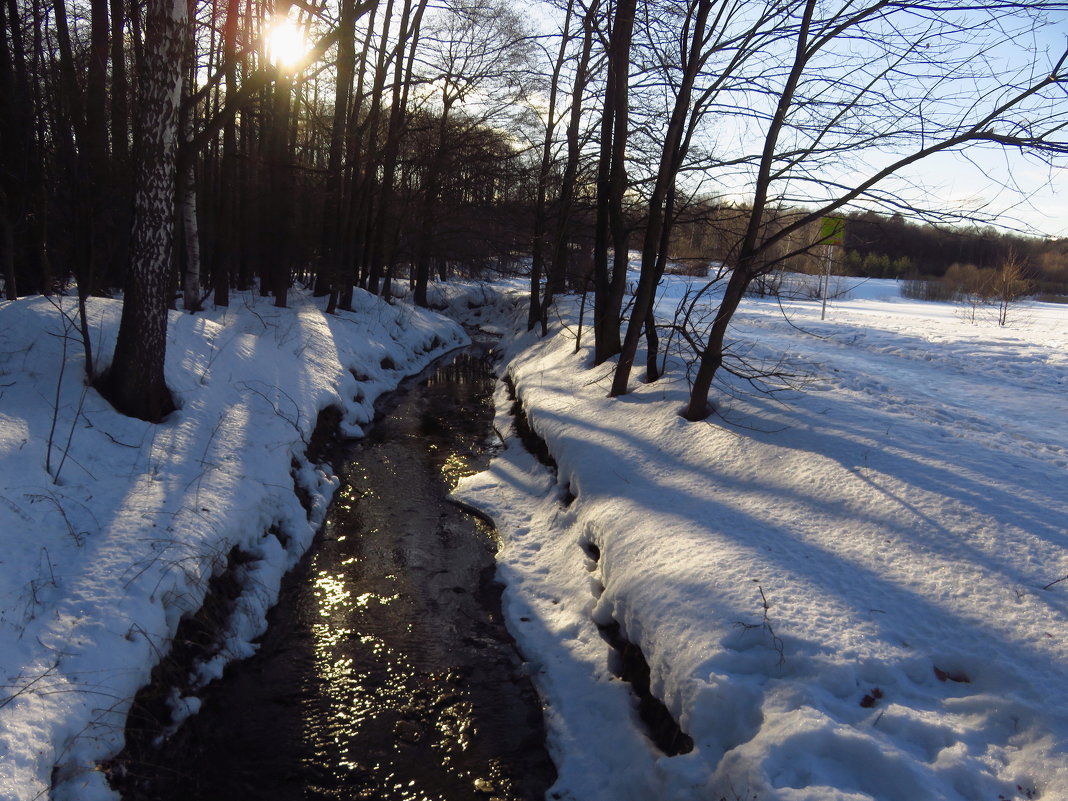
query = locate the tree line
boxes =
[665,203,1068,292]
[1,0,1065,422]
[838,212,1068,291]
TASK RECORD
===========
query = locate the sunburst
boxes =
[264,14,310,71]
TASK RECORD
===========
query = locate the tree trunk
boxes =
[611,0,711,396]
[109,0,133,290]
[320,0,358,307]
[527,0,575,330]
[683,263,749,421]
[27,0,52,295]
[180,0,202,312]
[592,0,635,364]
[369,0,425,298]
[0,188,15,300]
[86,0,113,288]
[110,0,130,163]
[644,185,675,383]
[413,99,452,308]
[354,0,395,292]
[545,0,597,318]
[268,63,293,307]
[0,0,19,301]
[102,0,186,422]
[684,0,817,420]
[212,0,241,307]
[179,158,202,311]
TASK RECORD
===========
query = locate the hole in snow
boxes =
[597,620,693,756]
[503,375,556,470]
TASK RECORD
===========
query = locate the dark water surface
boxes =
[117,346,556,801]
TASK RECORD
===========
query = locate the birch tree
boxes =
[102,0,187,421]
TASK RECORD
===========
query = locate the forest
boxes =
[1,0,1066,421]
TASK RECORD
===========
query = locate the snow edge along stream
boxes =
[0,287,471,801]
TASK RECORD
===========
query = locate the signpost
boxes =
[818,216,845,320]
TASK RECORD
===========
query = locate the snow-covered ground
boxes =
[0,288,467,800]
[454,274,1068,801]
[2,274,1067,801]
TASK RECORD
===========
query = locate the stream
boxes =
[113,343,557,801]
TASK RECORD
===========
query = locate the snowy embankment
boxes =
[454,277,1068,801]
[0,289,467,801]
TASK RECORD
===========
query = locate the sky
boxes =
[915,149,1067,238]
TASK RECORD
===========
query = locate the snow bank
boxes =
[455,277,1068,801]
[0,289,466,801]
[5,273,1066,801]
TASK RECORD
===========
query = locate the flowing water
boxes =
[115,344,556,801]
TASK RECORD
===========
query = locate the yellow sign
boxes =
[819,216,845,247]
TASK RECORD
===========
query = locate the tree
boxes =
[100,0,188,421]
[680,0,1067,420]
[179,0,204,313]
[591,0,636,365]
[319,0,360,311]
[610,0,774,394]
[366,0,428,297]
[528,0,578,328]
[989,250,1033,326]
[543,0,601,317]
[411,0,533,308]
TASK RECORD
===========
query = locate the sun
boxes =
[264,14,310,71]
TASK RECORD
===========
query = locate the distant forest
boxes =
[666,204,1068,294]
[838,213,1068,291]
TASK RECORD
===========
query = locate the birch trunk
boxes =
[103,0,186,421]
[180,158,201,311]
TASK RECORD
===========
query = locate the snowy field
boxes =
[454,275,1068,801]
[0,289,468,800]
[1,275,1066,801]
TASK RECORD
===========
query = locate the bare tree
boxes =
[591,0,637,364]
[543,0,601,319]
[527,0,577,328]
[610,0,776,395]
[319,0,360,311]
[366,0,428,297]
[411,0,534,307]
[680,0,1067,420]
[990,249,1033,326]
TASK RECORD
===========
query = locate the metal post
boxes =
[820,244,831,320]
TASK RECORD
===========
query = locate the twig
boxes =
[0,661,60,710]
[735,585,786,666]
[102,431,139,448]
[1042,574,1068,591]
[27,492,87,546]
[45,313,72,478]
[758,585,786,666]
[53,384,89,484]
[41,547,57,586]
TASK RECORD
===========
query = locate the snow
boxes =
[0,289,466,800]
[2,273,1067,801]
[451,275,1068,801]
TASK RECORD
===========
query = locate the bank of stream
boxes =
[112,343,557,801]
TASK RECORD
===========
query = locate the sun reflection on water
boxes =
[440,452,472,487]
[313,573,350,612]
